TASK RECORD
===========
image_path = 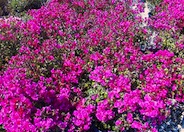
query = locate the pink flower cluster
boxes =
[0,0,184,131]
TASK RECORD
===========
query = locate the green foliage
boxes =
[0,125,6,132]
[8,0,27,12]
[159,31,184,59]
[8,0,47,13]
[161,32,176,51]
[146,0,163,6]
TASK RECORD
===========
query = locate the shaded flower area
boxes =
[0,0,184,131]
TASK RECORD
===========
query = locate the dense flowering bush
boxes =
[0,0,184,131]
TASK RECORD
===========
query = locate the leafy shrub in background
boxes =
[0,0,48,16]
[146,0,163,6]
[0,0,8,16]
[0,0,184,132]
[8,0,48,13]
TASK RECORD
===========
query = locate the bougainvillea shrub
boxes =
[0,0,184,132]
